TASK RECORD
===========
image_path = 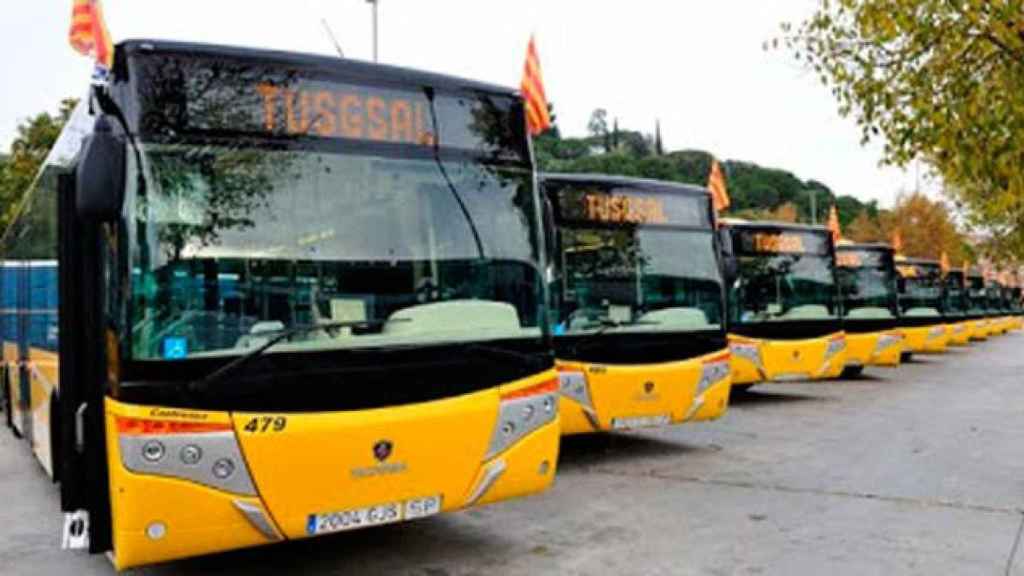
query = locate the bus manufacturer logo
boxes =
[644,381,655,394]
[373,440,393,462]
[792,350,801,360]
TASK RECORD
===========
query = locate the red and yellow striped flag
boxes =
[891,228,903,253]
[707,159,731,213]
[520,35,552,136]
[826,205,841,244]
[940,251,951,275]
[69,0,113,69]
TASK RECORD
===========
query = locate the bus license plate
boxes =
[307,494,442,535]
[612,414,670,429]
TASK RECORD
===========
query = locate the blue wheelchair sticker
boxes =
[162,337,188,359]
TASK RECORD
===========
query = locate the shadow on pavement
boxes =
[128,514,504,576]
[728,389,828,406]
[557,432,705,471]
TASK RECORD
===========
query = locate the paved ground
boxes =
[1,332,1022,575]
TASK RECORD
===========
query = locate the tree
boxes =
[779,1,1024,260]
[845,210,884,243]
[771,202,799,223]
[0,99,77,233]
[877,193,968,264]
[586,108,610,152]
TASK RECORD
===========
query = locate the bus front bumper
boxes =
[844,331,904,368]
[728,332,847,384]
[900,324,950,353]
[556,350,732,435]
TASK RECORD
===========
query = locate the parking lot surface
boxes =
[1,332,1022,575]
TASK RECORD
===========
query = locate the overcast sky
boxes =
[0,0,934,207]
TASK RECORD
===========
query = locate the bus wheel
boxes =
[732,384,756,394]
[900,351,913,363]
[841,366,864,379]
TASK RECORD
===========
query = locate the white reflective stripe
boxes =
[465,458,507,506]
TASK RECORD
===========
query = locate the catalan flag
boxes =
[520,35,552,136]
[69,0,113,69]
[707,159,731,213]
[891,228,903,253]
[826,205,841,244]
[940,251,950,275]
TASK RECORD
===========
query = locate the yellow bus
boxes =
[540,174,731,434]
[895,258,952,359]
[834,243,904,377]
[940,269,975,346]
[720,221,846,389]
[987,282,1014,335]
[966,270,996,340]
[1008,286,1024,331]
[0,40,562,569]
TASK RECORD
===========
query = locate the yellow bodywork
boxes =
[968,319,990,341]
[947,321,973,346]
[844,331,903,368]
[899,324,950,354]
[728,332,847,385]
[556,349,731,435]
[2,345,59,477]
[104,370,561,570]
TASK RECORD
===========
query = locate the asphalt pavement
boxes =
[1,331,1022,575]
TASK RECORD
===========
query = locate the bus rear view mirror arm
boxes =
[76,114,126,221]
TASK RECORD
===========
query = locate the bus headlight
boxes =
[697,352,731,396]
[874,332,903,352]
[824,334,846,359]
[117,417,257,496]
[485,379,558,461]
[729,339,763,370]
[557,369,595,412]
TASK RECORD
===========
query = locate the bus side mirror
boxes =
[718,228,737,281]
[76,115,125,221]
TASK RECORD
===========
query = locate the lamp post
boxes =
[366,0,379,62]
[808,188,818,225]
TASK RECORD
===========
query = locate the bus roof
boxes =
[836,242,892,253]
[720,219,831,235]
[540,173,709,198]
[903,257,940,267]
[116,39,519,98]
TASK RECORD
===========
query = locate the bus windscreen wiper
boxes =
[190,319,404,393]
[457,341,549,371]
[586,318,661,337]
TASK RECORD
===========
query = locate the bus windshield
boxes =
[126,53,544,361]
[547,183,722,334]
[897,262,943,317]
[729,228,838,323]
[836,248,898,319]
[943,271,969,316]
[967,275,988,314]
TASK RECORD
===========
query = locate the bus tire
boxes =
[732,384,756,394]
[900,351,913,363]
[841,366,864,378]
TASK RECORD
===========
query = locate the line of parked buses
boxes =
[1,41,1022,570]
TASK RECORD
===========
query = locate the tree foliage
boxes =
[0,99,77,232]
[780,0,1024,261]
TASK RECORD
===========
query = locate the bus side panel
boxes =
[27,348,58,477]
[27,264,59,477]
